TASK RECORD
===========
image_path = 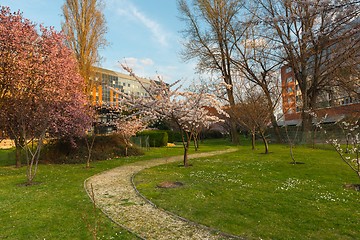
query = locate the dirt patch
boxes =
[343,183,360,191]
[17,181,42,187]
[157,181,184,189]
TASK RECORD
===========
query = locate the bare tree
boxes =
[229,11,284,142]
[255,0,360,142]
[178,0,244,144]
[233,86,272,153]
[62,0,107,96]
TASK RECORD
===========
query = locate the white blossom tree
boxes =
[116,65,227,167]
[328,121,360,183]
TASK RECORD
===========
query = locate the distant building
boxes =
[90,67,152,107]
[90,67,154,133]
[280,65,360,125]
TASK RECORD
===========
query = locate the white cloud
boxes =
[140,58,154,66]
[110,0,169,47]
[120,57,156,78]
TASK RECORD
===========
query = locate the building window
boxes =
[287,87,293,93]
[286,67,292,73]
[128,84,130,87]
[286,77,293,83]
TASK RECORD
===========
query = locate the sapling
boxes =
[328,121,360,183]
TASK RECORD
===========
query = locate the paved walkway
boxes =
[84,149,240,240]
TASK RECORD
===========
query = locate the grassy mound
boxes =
[41,134,143,164]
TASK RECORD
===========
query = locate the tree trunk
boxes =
[13,137,22,168]
[183,137,190,167]
[15,146,22,168]
[227,87,239,145]
[230,121,239,144]
[85,132,96,168]
[193,132,199,151]
[251,131,256,150]
[180,129,191,167]
[260,131,269,154]
[301,109,312,144]
[263,86,282,143]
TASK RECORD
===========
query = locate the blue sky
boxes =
[1,0,197,83]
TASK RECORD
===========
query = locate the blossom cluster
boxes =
[114,65,227,143]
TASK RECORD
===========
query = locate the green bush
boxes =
[40,134,143,164]
[137,130,168,147]
[201,130,224,139]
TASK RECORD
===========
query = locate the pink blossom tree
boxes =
[116,117,147,156]
[117,65,227,167]
[0,7,91,184]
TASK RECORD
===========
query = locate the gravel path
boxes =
[84,149,240,240]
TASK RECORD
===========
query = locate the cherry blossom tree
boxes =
[0,7,91,184]
[116,65,227,167]
[116,117,147,156]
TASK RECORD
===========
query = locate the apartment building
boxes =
[281,65,360,125]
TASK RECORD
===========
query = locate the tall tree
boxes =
[62,0,107,96]
[256,0,360,141]
[229,8,284,142]
[178,0,244,144]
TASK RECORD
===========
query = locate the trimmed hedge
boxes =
[40,134,143,164]
[166,130,183,143]
[137,130,168,147]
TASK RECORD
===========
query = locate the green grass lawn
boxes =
[0,139,230,239]
[134,143,360,240]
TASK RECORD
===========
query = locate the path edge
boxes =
[83,176,146,240]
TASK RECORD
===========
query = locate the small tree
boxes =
[116,117,147,156]
[328,121,360,184]
[116,65,227,166]
[233,89,271,154]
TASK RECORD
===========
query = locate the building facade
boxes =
[281,65,360,124]
[90,67,151,106]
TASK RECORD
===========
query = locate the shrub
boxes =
[201,130,224,139]
[137,130,168,147]
[40,134,143,164]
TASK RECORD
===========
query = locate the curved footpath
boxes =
[84,148,241,240]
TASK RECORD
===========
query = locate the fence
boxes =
[131,136,150,150]
[267,123,350,146]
